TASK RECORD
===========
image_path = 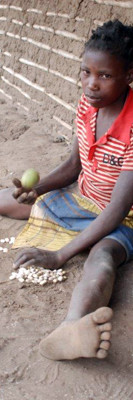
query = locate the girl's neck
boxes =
[95,88,129,141]
[99,88,129,118]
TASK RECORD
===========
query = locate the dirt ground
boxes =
[0,94,133,400]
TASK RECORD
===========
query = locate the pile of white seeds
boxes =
[9,266,67,285]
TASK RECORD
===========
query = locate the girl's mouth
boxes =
[86,95,101,103]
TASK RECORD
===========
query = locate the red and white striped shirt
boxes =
[76,88,133,213]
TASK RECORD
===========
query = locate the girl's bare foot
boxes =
[39,307,113,360]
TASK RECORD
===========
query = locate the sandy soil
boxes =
[0,94,133,400]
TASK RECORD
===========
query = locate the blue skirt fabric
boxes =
[14,188,133,261]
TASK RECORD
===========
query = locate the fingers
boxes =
[12,177,37,204]
[17,192,29,203]
[12,178,23,199]
[15,258,36,269]
[12,178,22,188]
[13,188,23,200]
[17,191,37,204]
[13,248,36,269]
[13,248,59,271]
[13,188,37,204]
[26,191,37,204]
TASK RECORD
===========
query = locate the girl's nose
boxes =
[88,75,99,91]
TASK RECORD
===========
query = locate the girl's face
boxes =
[80,49,130,109]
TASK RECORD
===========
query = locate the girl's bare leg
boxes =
[0,188,31,219]
[40,238,126,360]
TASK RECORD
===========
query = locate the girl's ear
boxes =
[126,67,133,84]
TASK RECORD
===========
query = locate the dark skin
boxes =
[12,49,133,269]
[80,50,132,139]
[1,48,133,360]
[12,137,81,268]
[0,49,132,271]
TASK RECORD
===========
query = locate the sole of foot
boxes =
[39,306,113,361]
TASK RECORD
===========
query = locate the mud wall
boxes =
[0,0,133,137]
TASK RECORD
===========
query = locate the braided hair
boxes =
[85,20,133,69]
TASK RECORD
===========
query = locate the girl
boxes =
[0,20,133,361]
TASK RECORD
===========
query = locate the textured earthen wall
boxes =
[0,0,133,136]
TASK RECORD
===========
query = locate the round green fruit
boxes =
[21,168,40,190]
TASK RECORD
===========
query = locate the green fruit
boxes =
[21,168,40,190]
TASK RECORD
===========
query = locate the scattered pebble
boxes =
[53,135,69,143]
[9,266,67,286]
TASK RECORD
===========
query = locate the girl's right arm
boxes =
[13,136,81,203]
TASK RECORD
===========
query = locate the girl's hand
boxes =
[13,247,63,270]
[12,178,38,205]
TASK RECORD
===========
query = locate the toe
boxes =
[96,349,108,359]
[100,340,110,351]
[39,338,53,359]
[92,307,113,324]
[100,331,111,341]
[98,322,112,332]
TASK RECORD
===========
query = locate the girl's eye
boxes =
[101,73,111,79]
[81,70,90,76]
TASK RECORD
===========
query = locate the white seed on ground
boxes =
[10,236,15,242]
[40,279,47,285]
[5,238,9,242]
[19,267,26,273]
[0,247,3,251]
[23,269,29,276]
[18,278,24,282]
[0,236,15,246]
[3,248,8,253]
[37,271,43,276]
[9,272,17,280]
[58,276,63,281]
[9,239,15,244]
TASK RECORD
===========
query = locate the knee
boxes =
[83,247,115,289]
[88,246,114,266]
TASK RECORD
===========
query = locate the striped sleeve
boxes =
[121,127,133,171]
[76,94,90,124]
